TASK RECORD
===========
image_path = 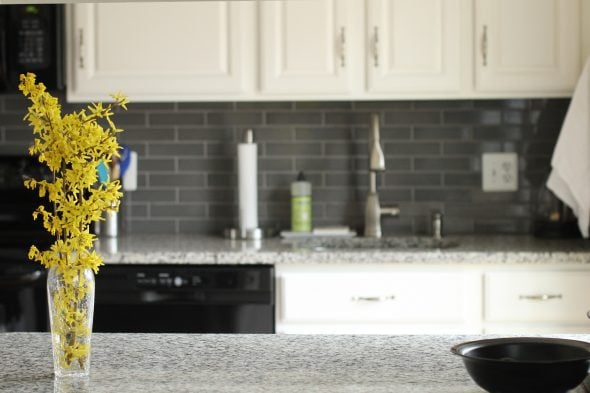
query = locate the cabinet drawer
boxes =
[280,272,467,324]
[484,272,590,324]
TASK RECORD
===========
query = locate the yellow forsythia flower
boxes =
[19,72,126,274]
[19,73,127,370]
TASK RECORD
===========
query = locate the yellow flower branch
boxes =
[19,72,127,370]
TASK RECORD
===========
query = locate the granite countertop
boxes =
[95,234,590,265]
[3,333,589,393]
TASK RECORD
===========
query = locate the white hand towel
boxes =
[547,57,590,238]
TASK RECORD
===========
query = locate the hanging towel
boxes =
[547,57,590,238]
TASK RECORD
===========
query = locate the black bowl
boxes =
[452,337,590,393]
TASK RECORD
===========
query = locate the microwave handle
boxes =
[0,27,6,89]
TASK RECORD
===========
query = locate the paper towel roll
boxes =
[238,141,258,239]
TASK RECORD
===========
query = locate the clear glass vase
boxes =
[47,266,95,378]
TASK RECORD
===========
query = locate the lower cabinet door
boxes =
[278,270,477,333]
[484,271,590,324]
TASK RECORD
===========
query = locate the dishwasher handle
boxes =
[132,290,273,305]
[141,291,205,303]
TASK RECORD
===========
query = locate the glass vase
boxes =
[47,266,95,378]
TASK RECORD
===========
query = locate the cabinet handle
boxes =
[481,25,488,67]
[518,294,562,301]
[372,26,379,67]
[339,27,346,67]
[78,28,85,70]
[351,295,395,302]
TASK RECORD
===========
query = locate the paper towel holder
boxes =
[243,128,254,144]
[237,128,261,240]
[224,227,262,240]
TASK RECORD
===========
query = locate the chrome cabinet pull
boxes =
[372,26,379,67]
[339,27,346,67]
[481,25,488,67]
[351,295,395,302]
[78,28,85,69]
[518,294,562,301]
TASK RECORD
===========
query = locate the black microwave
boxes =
[0,4,64,93]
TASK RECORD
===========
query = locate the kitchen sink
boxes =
[288,236,459,250]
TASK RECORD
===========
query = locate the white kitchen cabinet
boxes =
[474,0,581,95]
[66,0,584,102]
[483,271,590,334]
[259,0,357,96]
[66,2,255,102]
[366,0,463,95]
[276,265,481,334]
[276,264,590,335]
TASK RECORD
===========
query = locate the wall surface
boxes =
[0,94,569,236]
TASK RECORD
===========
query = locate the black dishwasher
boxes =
[94,265,275,333]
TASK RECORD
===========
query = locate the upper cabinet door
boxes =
[67,2,255,102]
[366,0,463,95]
[475,0,580,94]
[259,0,356,96]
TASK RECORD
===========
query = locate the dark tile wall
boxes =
[0,93,570,235]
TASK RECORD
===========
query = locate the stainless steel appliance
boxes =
[0,156,52,332]
[94,265,275,333]
[0,4,64,92]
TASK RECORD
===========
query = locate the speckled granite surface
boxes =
[95,234,590,265]
[3,333,590,392]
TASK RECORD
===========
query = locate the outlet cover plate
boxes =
[482,153,518,192]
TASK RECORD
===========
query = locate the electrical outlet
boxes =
[482,153,518,192]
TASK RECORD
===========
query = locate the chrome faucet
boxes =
[364,114,399,238]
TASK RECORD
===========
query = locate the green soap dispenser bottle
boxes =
[291,172,312,232]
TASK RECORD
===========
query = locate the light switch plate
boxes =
[482,153,518,192]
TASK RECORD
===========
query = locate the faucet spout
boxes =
[369,113,385,171]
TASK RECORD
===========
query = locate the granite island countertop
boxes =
[95,234,590,265]
[2,332,590,393]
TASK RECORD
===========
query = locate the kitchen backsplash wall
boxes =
[0,94,569,235]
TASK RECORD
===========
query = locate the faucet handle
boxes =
[432,211,443,240]
[381,206,400,217]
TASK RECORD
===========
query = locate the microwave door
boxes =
[0,9,7,91]
[7,5,56,90]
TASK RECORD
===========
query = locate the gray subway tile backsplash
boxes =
[149,113,204,126]
[0,113,29,126]
[0,93,569,235]
[384,111,442,125]
[207,112,263,126]
[149,143,205,157]
[413,126,469,140]
[131,190,177,203]
[149,174,205,188]
[414,157,472,171]
[151,204,206,218]
[443,110,502,125]
[385,173,442,187]
[385,142,441,156]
